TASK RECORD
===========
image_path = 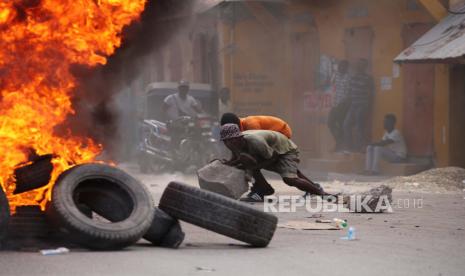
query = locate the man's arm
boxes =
[191,97,204,114]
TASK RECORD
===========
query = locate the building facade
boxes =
[134,0,465,168]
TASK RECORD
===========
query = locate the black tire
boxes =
[0,188,10,244]
[143,208,177,245]
[159,222,185,248]
[7,205,50,238]
[159,182,278,247]
[13,155,53,194]
[46,163,154,250]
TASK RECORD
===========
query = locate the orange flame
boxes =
[0,0,146,211]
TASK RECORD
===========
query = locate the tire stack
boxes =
[1,163,278,251]
[7,206,50,239]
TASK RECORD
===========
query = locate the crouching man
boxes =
[220,124,329,202]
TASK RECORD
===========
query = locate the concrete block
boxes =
[197,160,249,199]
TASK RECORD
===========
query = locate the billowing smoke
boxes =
[64,0,194,161]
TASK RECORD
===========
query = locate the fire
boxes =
[0,0,146,211]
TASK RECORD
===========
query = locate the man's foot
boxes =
[240,192,264,202]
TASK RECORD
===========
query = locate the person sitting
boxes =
[220,113,292,139]
[364,114,407,175]
[220,124,329,202]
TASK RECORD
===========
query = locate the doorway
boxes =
[402,23,434,157]
[449,64,465,168]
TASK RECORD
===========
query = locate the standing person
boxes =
[327,60,351,151]
[220,124,329,202]
[162,80,203,121]
[218,87,233,116]
[364,114,407,175]
[220,113,292,139]
[343,59,374,152]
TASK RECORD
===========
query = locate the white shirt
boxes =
[218,99,233,115]
[163,93,200,121]
[382,129,407,158]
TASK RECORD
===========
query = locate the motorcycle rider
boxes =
[162,80,203,121]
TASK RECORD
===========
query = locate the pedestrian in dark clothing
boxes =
[343,59,374,151]
[327,60,350,151]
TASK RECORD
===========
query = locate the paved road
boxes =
[1,167,464,276]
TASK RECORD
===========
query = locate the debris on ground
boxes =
[315,219,332,223]
[340,227,356,241]
[347,185,393,213]
[278,220,340,230]
[386,167,465,193]
[306,214,323,219]
[197,160,249,199]
[40,247,69,256]
[196,266,216,272]
[333,218,348,228]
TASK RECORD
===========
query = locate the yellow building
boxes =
[144,0,465,171]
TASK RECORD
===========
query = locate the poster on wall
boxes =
[303,92,333,112]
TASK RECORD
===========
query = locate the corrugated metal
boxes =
[194,0,288,14]
[395,10,465,62]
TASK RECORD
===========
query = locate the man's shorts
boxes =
[264,150,299,178]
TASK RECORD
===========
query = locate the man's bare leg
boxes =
[251,170,275,196]
[282,177,326,195]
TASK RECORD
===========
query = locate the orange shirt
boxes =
[240,116,292,138]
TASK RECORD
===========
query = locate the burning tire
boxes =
[0,187,9,244]
[143,208,184,248]
[46,163,154,250]
[159,182,278,247]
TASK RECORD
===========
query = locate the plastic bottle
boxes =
[40,247,70,256]
[347,227,355,240]
[333,218,348,228]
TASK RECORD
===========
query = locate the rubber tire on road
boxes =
[143,208,176,245]
[0,187,9,244]
[159,222,185,248]
[159,181,278,247]
[46,163,154,250]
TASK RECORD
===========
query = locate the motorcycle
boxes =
[137,114,220,173]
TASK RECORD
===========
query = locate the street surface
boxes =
[0,164,464,276]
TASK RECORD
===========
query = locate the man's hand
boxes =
[222,158,241,167]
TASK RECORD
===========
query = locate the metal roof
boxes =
[194,0,288,14]
[395,8,465,63]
